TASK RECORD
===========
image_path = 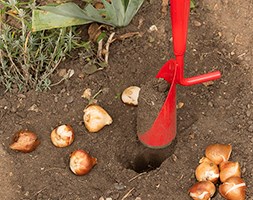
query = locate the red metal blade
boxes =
[138,60,177,148]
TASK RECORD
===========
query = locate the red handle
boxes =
[170,0,221,86]
[170,0,190,56]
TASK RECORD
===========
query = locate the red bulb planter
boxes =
[137,0,221,148]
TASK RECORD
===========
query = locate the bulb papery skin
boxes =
[219,177,246,200]
[195,157,219,183]
[189,181,216,200]
[121,86,141,106]
[69,149,97,175]
[51,124,74,147]
[205,144,232,165]
[9,130,40,153]
[83,104,113,133]
[219,161,241,183]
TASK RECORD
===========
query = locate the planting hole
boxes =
[131,151,167,173]
[123,140,176,173]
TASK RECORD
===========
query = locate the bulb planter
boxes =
[137,0,221,148]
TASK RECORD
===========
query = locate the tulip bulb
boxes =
[219,161,241,183]
[83,104,113,132]
[9,130,40,153]
[189,181,216,200]
[219,177,246,200]
[195,157,219,183]
[51,124,74,147]
[205,144,232,165]
[121,86,141,106]
[69,149,97,175]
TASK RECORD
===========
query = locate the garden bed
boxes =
[0,0,253,199]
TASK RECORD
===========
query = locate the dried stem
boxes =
[121,188,135,200]
[104,32,115,63]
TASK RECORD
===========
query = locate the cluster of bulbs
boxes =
[9,125,97,175]
[9,86,140,176]
[188,144,246,200]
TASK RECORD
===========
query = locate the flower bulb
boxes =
[205,144,232,165]
[10,130,40,153]
[51,124,74,147]
[83,104,112,132]
[69,149,97,175]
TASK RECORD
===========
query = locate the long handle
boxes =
[170,0,190,84]
[170,0,221,86]
[170,0,190,56]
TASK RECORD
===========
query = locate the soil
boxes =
[137,78,169,134]
[1,0,253,200]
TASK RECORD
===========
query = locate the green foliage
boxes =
[32,3,91,32]
[0,0,82,92]
[190,0,196,9]
[32,0,144,31]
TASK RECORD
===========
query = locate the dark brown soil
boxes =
[1,1,253,200]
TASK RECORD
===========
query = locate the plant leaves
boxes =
[83,4,110,25]
[190,0,196,9]
[110,0,125,25]
[96,32,107,42]
[32,0,144,31]
[124,0,144,25]
[40,3,87,19]
[32,3,91,31]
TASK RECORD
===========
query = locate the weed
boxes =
[0,0,83,92]
[190,0,196,9]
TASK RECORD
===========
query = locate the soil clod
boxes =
[137,78,169,134]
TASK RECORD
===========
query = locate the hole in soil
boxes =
[124,139,177,173]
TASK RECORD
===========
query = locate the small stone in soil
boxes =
[193,20,202,27]
[17,94,26,99]
[63,105,69,112]
[0,98,9,108]
[226,117,234,124]
[66,96,74,104]
[248,125,253,132]
[58,68,67,77]
[246,110,251,117]
[10,106,17,113]
[17,112,27,119]
[54,96,58,103]
[114,182,125,190]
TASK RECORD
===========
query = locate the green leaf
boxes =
[124,0,144,25]
[83,4,109,24]
[110,0,125,25]
[91,0,144,26]
[123,0,130,10]
[32,3,91,31]
[40,3,87,19]
[32,10,89,32]
[96,32,107,43]
[190,0,196,9]
[32,0,144,31]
